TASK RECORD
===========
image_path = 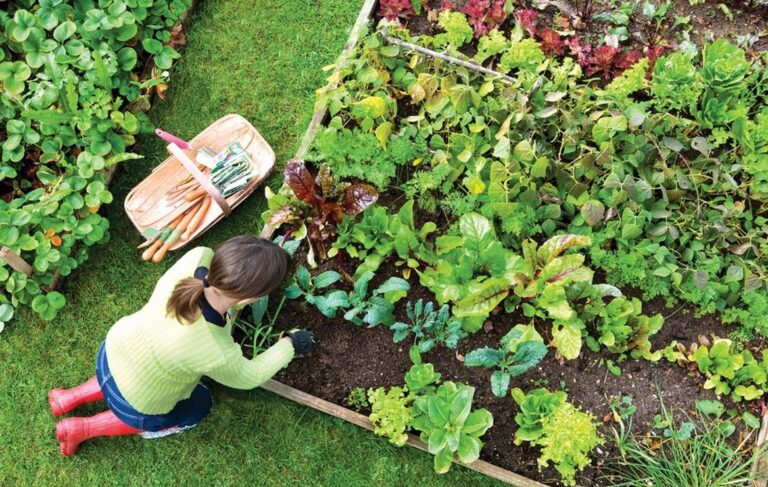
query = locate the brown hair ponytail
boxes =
[167,236,292,323]
[166,277,206,323]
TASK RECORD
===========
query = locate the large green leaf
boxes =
[453,277,510,319]
[552,323,582,360]
[536,235,591,266]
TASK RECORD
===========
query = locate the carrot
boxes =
[185,187,208,202]
[151,204,200,263]
[142,213,184,261]
[182,196,211,241]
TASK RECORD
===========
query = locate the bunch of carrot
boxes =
[140,193,211,263]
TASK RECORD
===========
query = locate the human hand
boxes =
[283,329,314,356]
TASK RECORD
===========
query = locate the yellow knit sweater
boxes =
[104,246,294,415]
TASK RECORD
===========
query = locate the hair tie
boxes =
[199,276,209,288]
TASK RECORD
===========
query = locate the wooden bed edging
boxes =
[260,0,379,240]
[261,379,548,487]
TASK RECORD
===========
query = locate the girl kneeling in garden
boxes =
[48,236,314,456]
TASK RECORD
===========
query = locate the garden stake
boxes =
[381,25,517,84]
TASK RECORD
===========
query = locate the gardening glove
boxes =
[284,329,315,357]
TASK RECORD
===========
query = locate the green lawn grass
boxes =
[0,1,502,485]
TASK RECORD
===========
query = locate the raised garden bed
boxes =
[244,0,768,485]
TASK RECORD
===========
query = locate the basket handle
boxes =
[167,143,232,216]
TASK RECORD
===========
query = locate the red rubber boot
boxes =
[48,376,105,417]
[56,410,142,456]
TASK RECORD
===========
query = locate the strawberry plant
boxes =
[465,324,548,396]
[0,0,191,325]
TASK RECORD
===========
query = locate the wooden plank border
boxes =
[261,379,548,487]
[260,0,378,239]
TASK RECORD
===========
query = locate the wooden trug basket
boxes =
[125,114,275,250]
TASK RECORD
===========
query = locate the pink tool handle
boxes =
[155,129,192,150]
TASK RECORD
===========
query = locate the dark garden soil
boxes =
[236,243,763,486]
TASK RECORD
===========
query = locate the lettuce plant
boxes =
[432,11,473,50]
[584,295,664,360]
[510,387,566,445]
[367,363,492,473]
[691,338,768,401]
[537,402,603,486]
[465,324,548,397]
[410,381,494,473]
[368,386,412,447]
[512,388,602,486]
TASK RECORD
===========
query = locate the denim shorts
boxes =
[96,341,212,432]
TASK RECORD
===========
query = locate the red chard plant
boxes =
[268,160,378,265]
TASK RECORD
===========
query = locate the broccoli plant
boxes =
[390,300,467,360]
[410,381,494,473]
[284,266,349,318]
[465,324,548,397]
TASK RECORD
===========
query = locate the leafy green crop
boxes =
[512,387,602,486]
[537,402,603,486]
[691,338,768,401]
[284,265,349,318]
[419,212,520,332]
[584,295,664,359]
[390,299,467,357]
[510,387,566,445]
[465,324,548,397]
[410,381,494,474]
[366,363,493,473]
[344,271,410,327]
[431,11,473,51]
[368,386,412,447]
